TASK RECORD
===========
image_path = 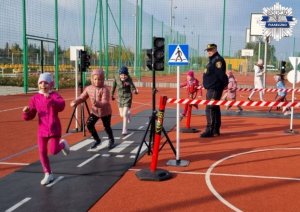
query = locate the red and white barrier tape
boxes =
[196,86,300,93]
[167,98,300,108]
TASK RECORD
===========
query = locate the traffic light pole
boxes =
[134,41,176,166]
[66,51,91,136]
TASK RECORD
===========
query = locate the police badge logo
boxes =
[260,2,297,41]
[216,61,222,69]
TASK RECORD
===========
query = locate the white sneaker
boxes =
[284,111,291,116]
[60,139,70,156]
[40,173,54,185]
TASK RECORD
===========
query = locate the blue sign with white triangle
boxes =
[168,44,189,66]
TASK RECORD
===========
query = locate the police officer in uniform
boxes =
[201,44,228,138]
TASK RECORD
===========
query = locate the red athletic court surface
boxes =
[1,72,300,211]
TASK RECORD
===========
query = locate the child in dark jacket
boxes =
[23,72,70,185]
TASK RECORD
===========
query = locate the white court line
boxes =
[129,168,300,181]
[46,176,64,187]
[77,154,100,167]
[102,154,111,157]
[5,197,31,212]
[109,141,134,153]
[138,126,144,130]
[103,136,121,140]
[205,147,300,212]
[0,106,24,113]
[70,138,94,151]
[87,140,109,152]
[130,143,148,154]
[122,132,134,140]
[0,162,29,166]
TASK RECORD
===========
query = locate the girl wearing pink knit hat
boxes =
[70,68,115,149]
[180,70,200,117]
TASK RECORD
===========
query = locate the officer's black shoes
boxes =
[213,131,221,137]
[200,131,213,138]
[212,129,220,137]
[108,140,115,149]
[90,141,101,149]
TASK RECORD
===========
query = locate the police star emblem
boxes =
[216,61,222,69]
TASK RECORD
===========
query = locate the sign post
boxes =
[70,46,84,130]
[286,57,300,133]
[167,44,190,167]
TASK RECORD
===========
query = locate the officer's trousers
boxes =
[205,89,223,133]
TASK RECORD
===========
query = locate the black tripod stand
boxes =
[66,70,90,136]
[133,64,176,166]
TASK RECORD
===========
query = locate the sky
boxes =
[127,0,300,61]
[0,0,299,63]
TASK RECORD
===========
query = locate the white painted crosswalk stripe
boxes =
[109,141,134,153]
[5,197,31,212]
[130,143,148,154]
[87,140,109,152]
[77,154,100,167]
[46,176,64,187]
[70,138,94,151]
[122,132,134,140]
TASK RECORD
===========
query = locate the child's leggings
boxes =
[38,136,64,173]
[119,107,130,134]
[86,113,114,142]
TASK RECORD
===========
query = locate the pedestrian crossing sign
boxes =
[168,44,189,66]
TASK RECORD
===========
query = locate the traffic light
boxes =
[280,61,286,74]
[146,48,153,70]
[153,37,165,71]
[80,50,91,72]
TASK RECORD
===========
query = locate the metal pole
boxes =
[105,0,109,79]
[293,37,296,56]
[258,40,261,59]
[176,65,180,161]
[54,0,59,89]
[82,0,86,86]
[138,0,143,81]
[99,0,103,67]
[118,0,122,67]
[263,36,268,88]
[290,57,298,131]
[22,0,28,93]
[221,0,226,56]
[134,0,138,77]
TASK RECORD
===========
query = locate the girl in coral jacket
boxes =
[222,70,243,112]
[22,72,70,186]
[70,68,115,150]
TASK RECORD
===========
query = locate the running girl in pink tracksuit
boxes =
[22,72,70,185]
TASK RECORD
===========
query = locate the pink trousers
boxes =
[38,136,64,173]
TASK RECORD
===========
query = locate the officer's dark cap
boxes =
[205,44,217,51]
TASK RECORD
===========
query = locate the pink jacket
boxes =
[22,91,65,137]
[74,85,112,117]
[227,76,238,99]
